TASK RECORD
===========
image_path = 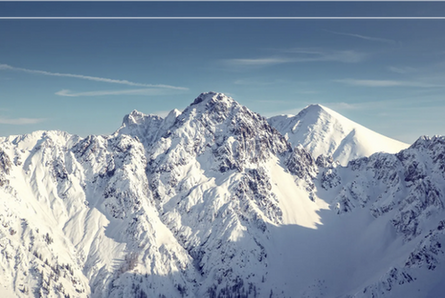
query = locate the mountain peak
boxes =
[268,103,409,165]
[297,104,333,118]
[304,103,325,111]
[190,91,234,106]
[410,135,445,150]
[179,91,239,124]
[122,109,156,127]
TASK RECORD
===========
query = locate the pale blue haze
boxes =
[1,1,445,143]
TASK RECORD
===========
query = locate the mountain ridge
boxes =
[0,92,444,298]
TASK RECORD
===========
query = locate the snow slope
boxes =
[0,92,444,298]
[268,104,409,165]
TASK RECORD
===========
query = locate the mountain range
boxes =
[0,92,443,298]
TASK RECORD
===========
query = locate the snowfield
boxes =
[0,92,444,298]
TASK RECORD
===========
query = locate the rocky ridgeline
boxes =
[0,92,444,297]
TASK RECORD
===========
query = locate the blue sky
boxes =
[1,1,445,143]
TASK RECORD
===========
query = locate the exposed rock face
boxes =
[0,92,444,298]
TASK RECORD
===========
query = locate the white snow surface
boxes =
[0,92,444,298]
[268,104,409,165]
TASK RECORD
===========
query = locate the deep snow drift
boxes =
[0,92,444,298]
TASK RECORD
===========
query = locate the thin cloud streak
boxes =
[227,58,292,67]
[55,88,183,97]
[0,64,188,90]
[388,66,417,74]
[226,49,365,67]
[0,117,45,125]
[334,79,444,88]
[234,78,288,85]
[286,49,366,63]
[325,30,396,44]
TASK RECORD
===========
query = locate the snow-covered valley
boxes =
[0,92,444,298]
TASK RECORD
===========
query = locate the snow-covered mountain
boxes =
[0,92,444,298]
[268,104,409,165]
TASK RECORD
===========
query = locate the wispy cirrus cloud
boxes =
[234,78,288,86]
[284,48,366,63]
[229,58,291,67]
[55,88,184,97]
[324,30,396,45]
[0,117,45,125]
[334,79,444,88]
[388,66,417,74]
[225,48,366,68]
[0,64,188,90]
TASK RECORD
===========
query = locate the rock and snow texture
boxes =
[0,92,444,298]
[268,104,409,165]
